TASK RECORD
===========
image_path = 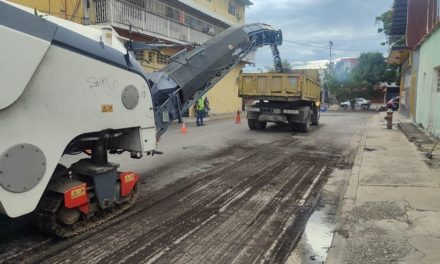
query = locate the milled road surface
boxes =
[0,112,371,264]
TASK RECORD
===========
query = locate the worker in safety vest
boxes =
[196,96,205,126]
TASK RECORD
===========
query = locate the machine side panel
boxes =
[0,26,51,110]
[0,45,155,217]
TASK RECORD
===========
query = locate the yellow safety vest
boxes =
[196,97,205,110]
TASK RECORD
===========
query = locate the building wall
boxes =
[187,0,246,25]
[400,66,411,117]
[416,29,440,138]
[205,63,244,115]
[136,48,179,72]
[410,48,420,119]
[8,0,88,24]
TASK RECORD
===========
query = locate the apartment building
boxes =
[388,0,440,138]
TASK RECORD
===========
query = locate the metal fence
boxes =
[95,0,224,44]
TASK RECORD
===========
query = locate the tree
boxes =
[376,10,405,47]
[281,59,291,69]
[325,68,357,102]
[350,52,398,97]
[324,52,399,101]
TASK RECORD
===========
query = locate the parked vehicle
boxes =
[340,101,351,109]
[340,98,371,110]
[387,96,400,110]
[355,98,371,109]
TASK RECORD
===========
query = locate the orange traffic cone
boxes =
[181,122,187,134]
[235,111,241,124]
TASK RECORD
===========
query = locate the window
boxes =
[133,50,144,61]
[437,69,440,93]
[148,51,155,63]
[157,52,170,64]
[228,1,236,16]
[165,6,179,20]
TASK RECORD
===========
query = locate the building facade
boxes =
[388,0,440,138]
[9,0,253,116]
[416,29,440,137]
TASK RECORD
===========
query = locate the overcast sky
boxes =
[245,0,393,68]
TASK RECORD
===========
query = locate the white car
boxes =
[340,98,371,110]
[340,101,351,109]
[355,98,371,109]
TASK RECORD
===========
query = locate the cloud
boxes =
[293,60,329,69]
[246,0,393,66]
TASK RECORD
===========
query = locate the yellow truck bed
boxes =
[238,69,321,102]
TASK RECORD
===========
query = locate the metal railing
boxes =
[95,0,224,44]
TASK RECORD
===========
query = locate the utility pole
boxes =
[326,40,334,105]
[329,40,333,69]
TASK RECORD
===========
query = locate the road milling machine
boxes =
[0,1,283,237]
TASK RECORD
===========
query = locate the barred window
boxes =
[157,52,170,64]
[437,69,440,93]
[133,50,144,61]
[148,51,155,63]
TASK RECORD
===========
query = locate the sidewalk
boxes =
[327,112,440,264]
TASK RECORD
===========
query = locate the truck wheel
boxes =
[254,120,267,130]
[311,108,320,126]
[248,119,256,130]
[299,112,311,133]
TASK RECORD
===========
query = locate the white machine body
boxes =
[0,2,156,217]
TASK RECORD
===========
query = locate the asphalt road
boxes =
[0,112,371,264]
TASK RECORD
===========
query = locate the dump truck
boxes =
[239,69,321,132]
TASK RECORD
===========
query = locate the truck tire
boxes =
[299,111,311,133]
[311,108,320,126]
[248,119,257,130]
[254,120,267,130]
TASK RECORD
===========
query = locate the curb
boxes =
[325,115,372,264]
[337,115,371,216]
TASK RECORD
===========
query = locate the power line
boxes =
[283,39,388,52]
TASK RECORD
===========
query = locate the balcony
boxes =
[95,0,223,44]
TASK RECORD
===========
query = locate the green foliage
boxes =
[325,52,399,101]
[266,59,291,73]
[376,9,405,47]
[351,52,388,89]
[281,59,291,69]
